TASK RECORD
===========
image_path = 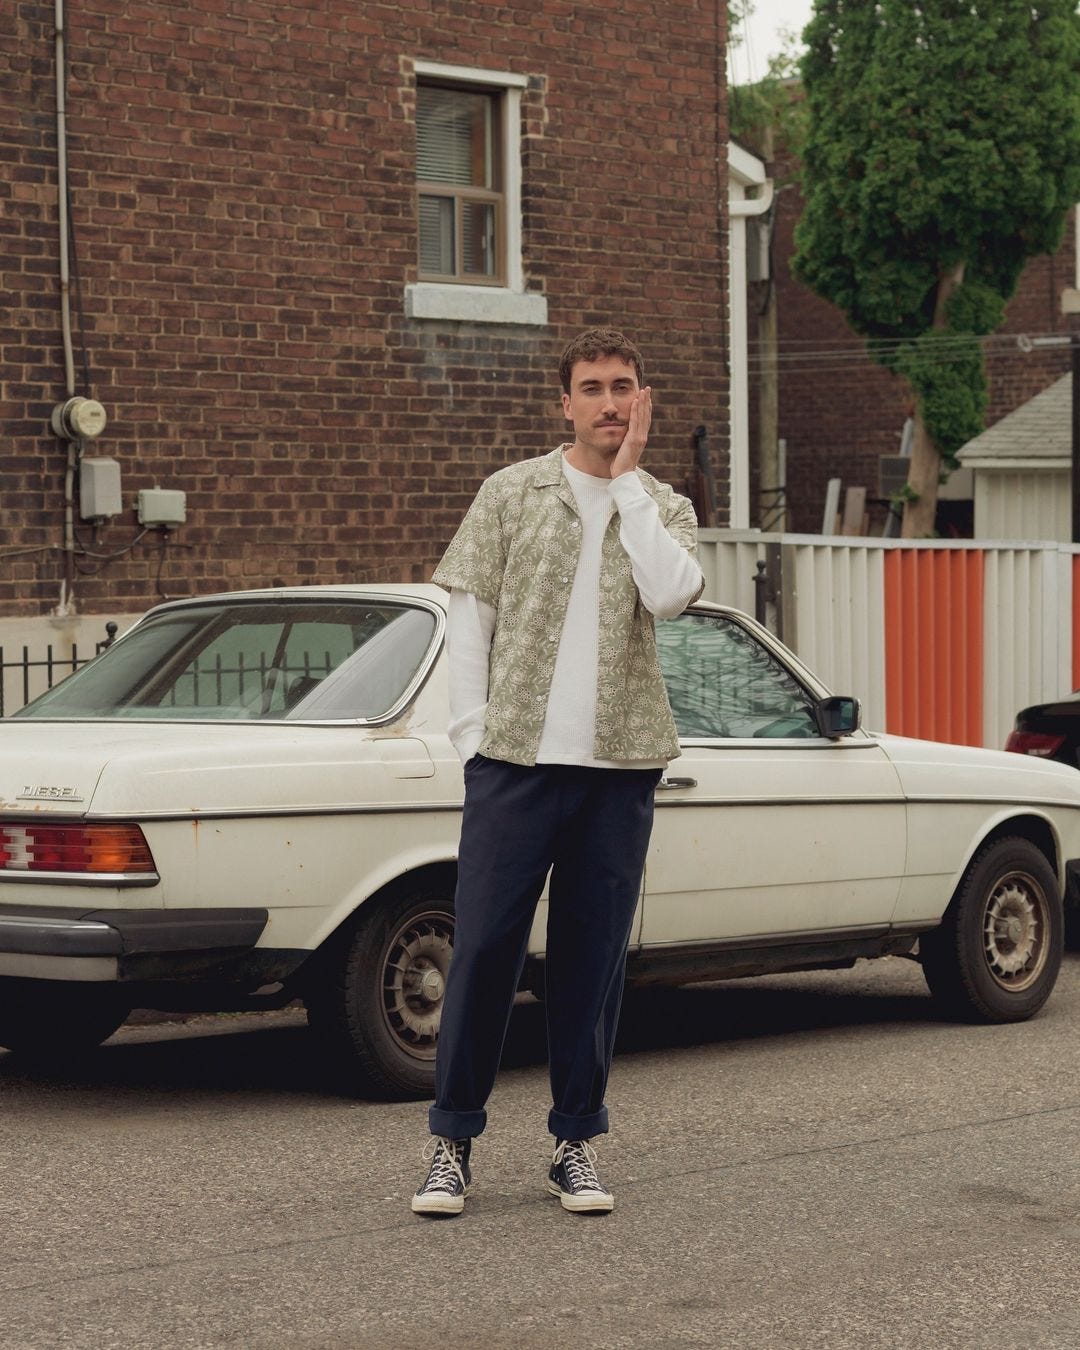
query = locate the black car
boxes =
[1007,692,1080,769]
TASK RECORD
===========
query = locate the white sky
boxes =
[729,0,816,85]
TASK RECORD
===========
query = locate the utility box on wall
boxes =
[137,488,186,527]
[79,457,123,520]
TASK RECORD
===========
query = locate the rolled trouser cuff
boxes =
[428,1105,487,1139]
[548,1104,608,1141]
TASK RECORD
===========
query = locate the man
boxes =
[413,328,703,1217]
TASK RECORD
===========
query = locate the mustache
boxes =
[595,419,625,427]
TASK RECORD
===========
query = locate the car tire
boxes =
[305,890,454,1100]
[920,836,1063,1023]
[0,979,130,1060]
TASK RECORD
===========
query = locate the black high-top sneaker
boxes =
[411,1136,472,1216]
[547,1138,614,1213]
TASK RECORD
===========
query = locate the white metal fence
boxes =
[698,530,1080,749]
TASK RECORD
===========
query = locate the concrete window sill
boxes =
[404,283,548,327]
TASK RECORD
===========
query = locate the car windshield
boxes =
[14,599,439,722]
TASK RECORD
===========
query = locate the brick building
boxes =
[1,0,732,622]
[748,152,1077,535]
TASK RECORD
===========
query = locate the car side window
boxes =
[17,601,437,722]
[656,613,818,739]
[169,621,291,713]
[165,608,427,718]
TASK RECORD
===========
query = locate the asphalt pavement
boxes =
[3,953,1080,1350]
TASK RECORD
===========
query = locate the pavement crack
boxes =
[5,1100,1080,1298]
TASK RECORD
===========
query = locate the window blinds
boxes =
[417,86,494,188]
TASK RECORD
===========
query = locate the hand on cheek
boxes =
[611,387,651,478]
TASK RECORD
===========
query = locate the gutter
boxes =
[729,181,776,218]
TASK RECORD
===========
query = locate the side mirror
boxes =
[814,695,860,739]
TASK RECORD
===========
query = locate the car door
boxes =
[641,610,907,946]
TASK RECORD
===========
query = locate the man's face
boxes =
[561,355,640,460]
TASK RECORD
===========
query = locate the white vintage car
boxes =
[1,584,1076,1096]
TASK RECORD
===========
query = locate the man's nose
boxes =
[600,391,618,415]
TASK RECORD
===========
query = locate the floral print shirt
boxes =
[432,447,701,765]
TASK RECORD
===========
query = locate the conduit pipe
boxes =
[55,0,78,614]
[56,0,75,400]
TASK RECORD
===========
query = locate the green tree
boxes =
[792,1,1080,536]
[729,37,808,165]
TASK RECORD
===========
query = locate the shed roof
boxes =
[958,375,1071,468]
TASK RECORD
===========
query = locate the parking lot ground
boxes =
[3,953,1080,1349]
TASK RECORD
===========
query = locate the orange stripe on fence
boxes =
[884,549,984,745]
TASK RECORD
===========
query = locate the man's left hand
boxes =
[610,387,652,479]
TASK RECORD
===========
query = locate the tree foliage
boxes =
[791,0,1080,533]
[729,36,808,166]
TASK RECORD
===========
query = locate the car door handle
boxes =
[657,776,697,790]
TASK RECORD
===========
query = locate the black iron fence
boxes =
[0,622,118,718]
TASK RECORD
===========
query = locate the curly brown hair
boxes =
[558,328,644,394]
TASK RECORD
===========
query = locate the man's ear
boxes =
[561,392,573,421]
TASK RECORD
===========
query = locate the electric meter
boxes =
[51,396,108,440]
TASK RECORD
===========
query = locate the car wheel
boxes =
[0,979,130,1059]
[920,836,1063,1023]
[306,890,454,1099]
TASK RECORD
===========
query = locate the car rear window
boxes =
[14,600,438,722]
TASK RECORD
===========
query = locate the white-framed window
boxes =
[406,60,547,327]
[417,83,504,285]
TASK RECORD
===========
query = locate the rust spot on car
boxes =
[371,711,415,738]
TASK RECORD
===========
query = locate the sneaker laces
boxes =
[420,1136,467,1194]
[553,1138,603,1192]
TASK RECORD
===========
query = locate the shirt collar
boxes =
[536,444,663,500]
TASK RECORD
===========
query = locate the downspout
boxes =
[55,0,78,615]
[728,181,775,531]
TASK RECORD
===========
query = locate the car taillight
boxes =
[0,823,156,874]
[1004,730,1066,758]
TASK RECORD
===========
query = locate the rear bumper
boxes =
[0,904,269,982]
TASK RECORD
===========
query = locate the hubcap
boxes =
[982,872,1049,991]
[381,909,454,1060]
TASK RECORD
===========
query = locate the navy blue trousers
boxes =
[429,755,662,1142]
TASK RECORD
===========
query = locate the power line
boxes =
[746,330,1072,374]
[757,329,1075,348]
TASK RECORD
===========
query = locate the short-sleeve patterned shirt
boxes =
[432,446,700,766]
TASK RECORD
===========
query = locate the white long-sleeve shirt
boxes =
[447,456,703,767]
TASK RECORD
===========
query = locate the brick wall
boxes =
[1,0,730,616]
[752,156,1076,535]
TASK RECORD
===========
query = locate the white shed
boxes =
[957,374,1072,541]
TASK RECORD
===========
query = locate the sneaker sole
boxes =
[411,1185,471,1216]
[545,1179,614,1213]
